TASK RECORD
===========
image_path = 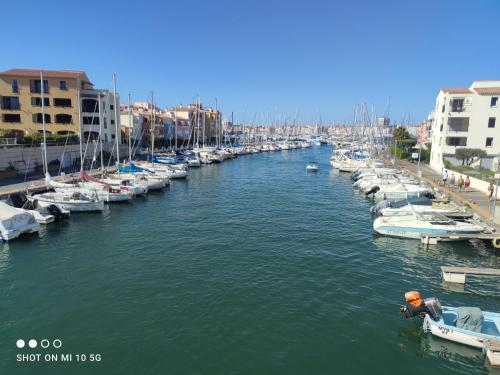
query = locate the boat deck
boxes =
[441,266,500,284]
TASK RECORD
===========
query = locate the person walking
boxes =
[465,176,471,192]
[457,175,464,190]
[488,181,495,201]
[449,173,456,188]
[442,169,448,186]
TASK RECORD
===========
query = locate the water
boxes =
[1,146,499,374]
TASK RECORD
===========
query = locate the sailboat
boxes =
[29,71,105,212]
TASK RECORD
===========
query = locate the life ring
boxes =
[492,237,500,249]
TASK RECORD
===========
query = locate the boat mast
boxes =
[97,90,104,178]
[77,86,83,173]
[40,71,48,187]
[128,94,132,164]
[174,107,178,150]
[150,90,155,163]
[112,74,120,165]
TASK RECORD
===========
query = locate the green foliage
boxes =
[454,148,487,166]
[392,127,411,141]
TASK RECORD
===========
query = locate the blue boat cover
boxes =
[117,163,153,174]
[455,307,483,333]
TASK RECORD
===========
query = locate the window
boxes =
[83,116,99,125]
[491,97,498,107]
[451,98,464,112]
[111,119,115,125]
[110,105,114,110]
[33,113,51,123]
[441,104,445,113]
[82,99,98,112]
[103,118,107,129]
[55,114,72,124]
[446,137,467,146]
[30,79,49,93]
[111,134,115,139]
[489,117,496,128]
[31,97,50,106]
[3,114,21,122]
[486,137,494,147]
[12,79,18,93]
[1,96,20,110]
[59,81,67,90]
[53,98,72,107]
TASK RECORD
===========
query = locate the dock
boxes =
[485,340,500,368]
[441,266,500,284]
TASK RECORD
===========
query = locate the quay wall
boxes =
[0,144,128,174]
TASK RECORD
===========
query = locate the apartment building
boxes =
[0,68,120,144]
[430,80,500,171]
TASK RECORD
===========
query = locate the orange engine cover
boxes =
[405,291,423,308]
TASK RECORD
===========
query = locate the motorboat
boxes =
[0,201,40,240]
[187,155,201,167]
[373,212,484,240]
[401,292,500,350]
[306,162,319,172]
[424,307,500,349]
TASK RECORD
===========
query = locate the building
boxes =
[0,68,120,144]
[429,80,500,171]
[377,116,390,127]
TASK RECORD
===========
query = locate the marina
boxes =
[0,145,499,374]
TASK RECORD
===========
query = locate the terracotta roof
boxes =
[441,87,473,94]
[474,87,500,95]
[0,68,86,79]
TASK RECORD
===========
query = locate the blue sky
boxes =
[2,0,499,124]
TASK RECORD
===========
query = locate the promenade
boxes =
[398,160,500,225]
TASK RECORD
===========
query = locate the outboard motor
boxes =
[400,291,442,320]
[370,200,391,214]
[9,192,28,208]
[424,192,436,200]
[365,185,380,196]
[46,204,70,221]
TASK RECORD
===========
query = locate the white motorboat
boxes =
[34,191,105,212]
[0,201,40,240]
[373,212,484,240]
[306,162,319,172]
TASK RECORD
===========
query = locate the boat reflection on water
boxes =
[420,334,491,373]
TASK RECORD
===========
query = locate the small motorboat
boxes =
[0,201,40,241]
[373,212,484,240]
[401,291,500,349]
[306,162,319,172]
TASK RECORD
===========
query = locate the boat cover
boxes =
[455,307,483,333]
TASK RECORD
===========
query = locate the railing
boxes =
[0,138,17,145]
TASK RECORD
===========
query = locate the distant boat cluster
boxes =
[0,140,317,241]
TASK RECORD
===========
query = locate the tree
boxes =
[454,148,487,166]
[392,127,411,141]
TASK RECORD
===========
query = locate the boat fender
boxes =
[492,237,500,249]
[365,185,380,196]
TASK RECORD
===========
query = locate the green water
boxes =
[1,146,499,375]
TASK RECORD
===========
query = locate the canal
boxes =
[0,146,499,374]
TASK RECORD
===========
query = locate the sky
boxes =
[2,0,500,125]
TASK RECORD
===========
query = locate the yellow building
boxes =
[0,68,93,137]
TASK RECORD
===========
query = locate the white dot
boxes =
[29,339,37,348]
[16,339,25,348]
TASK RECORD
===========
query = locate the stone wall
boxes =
[0,144,128,174]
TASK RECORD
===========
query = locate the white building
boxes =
[430,80,500,172]
[80,89,121,145]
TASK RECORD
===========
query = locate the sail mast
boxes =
[112,74,120,165]
[40,71,48,186]
[150,90,155,162]
[97,90,104,178]
[128,94,132,164]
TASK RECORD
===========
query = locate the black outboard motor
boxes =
[46,204,70,221]
[9,192,28,208]
[400,291,442,320]
[370,200,391,214]
[365,185,380,196]
[424,192,436,200]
